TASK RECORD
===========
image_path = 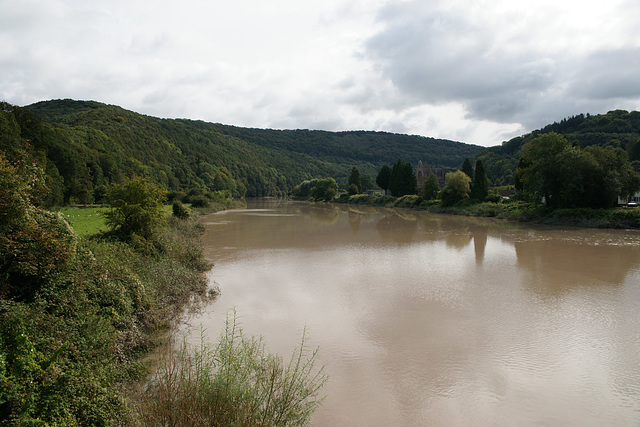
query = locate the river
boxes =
[185,199,640,426]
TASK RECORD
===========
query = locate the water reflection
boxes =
[376,213,418,244]
[514,235,640,296]
[193,199,640,427]
[472,225,488,264]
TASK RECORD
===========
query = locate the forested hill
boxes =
[478,110,640,186]
[0,99,481,204]
[206,123,475,167]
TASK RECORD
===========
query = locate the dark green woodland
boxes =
[1,99,481,206]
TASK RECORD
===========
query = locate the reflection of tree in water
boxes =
[515,239,640,296]
[416,215,488,262]
[348,211,362,234]
[377,213,418,244]
[298,203,340,225]
[470,225,488,264]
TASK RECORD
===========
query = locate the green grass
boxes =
[59,205,174,236]
[59,206,109,235]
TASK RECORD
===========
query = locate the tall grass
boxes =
[135,311,328,426]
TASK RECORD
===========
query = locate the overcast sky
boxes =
[2,0,640,147]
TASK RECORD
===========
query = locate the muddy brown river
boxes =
[185,199,640,426]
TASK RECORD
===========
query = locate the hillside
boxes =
[0,99,481,204]
[478,110,640,186]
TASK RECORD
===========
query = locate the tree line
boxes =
[0,99,479,208]
[293,157,491,207]
[477,109,640,187]
[294,132,639,211]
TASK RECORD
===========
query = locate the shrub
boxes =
[189,195,210,208]
[172,200,190,219]
[484,194,502,203]
[374,195,396,206]
[395,195,420,208]
[135,311,328,426]
[105,177,166,239]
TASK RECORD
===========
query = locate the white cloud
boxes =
[1,0,640,147]
[362,0,640,142]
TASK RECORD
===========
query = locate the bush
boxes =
[189,195,210,208]
[172,200,190,219]
[105,177,166,239]
[374,195,396,206]
[348,194,375,204]
[484,194,502,203]
[394,195,420,208]
[135,311,328,427]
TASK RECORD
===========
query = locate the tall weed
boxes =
[135,311,327,427]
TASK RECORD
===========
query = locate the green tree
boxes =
[348,167,362,194]
[470,159,489,201]
[360,174,373,192]
[584,145,640,206]
[388,159,417,197]
[105,177,166,238]
[422,173,440,201]
[376,165,391,195]
[292,179,319,199]
[516,132,570,207]
[0,152,76,300]
[440,170,471,206]
[310,178,338,201]
[516,133,640,208]
[461,157,474,179]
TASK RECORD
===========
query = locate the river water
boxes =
[187,199,640,426]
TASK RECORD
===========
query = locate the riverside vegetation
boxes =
[294,132,640,228]
[0,150,327,426]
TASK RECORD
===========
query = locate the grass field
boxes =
[58,206,110,235]
[59,205,175,236]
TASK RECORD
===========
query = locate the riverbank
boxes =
[334,194,640,229]
[0,198,242,425]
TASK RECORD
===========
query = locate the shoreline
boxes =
[330,194,640,229]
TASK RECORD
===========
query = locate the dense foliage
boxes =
[0,151,214,425]
[421,173,440,201]
[440,170,471,206]
[0,99,481,205]
[388,159,418,197]
[515,133,640,208]
[477,110,640,186]
[105,177,167,239]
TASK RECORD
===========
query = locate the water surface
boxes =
[188,199,640,426]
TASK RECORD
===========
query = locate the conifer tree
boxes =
[471,159,489,201]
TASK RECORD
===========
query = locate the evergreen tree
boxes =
[376,165,391,195]
[388,159,417,197]
[471,159,489,201]
[461,157,474,179]
[348,167,362,193]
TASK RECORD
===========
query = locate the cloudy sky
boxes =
[2,0,640,147]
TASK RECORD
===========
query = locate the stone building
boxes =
[415,160,453,190]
